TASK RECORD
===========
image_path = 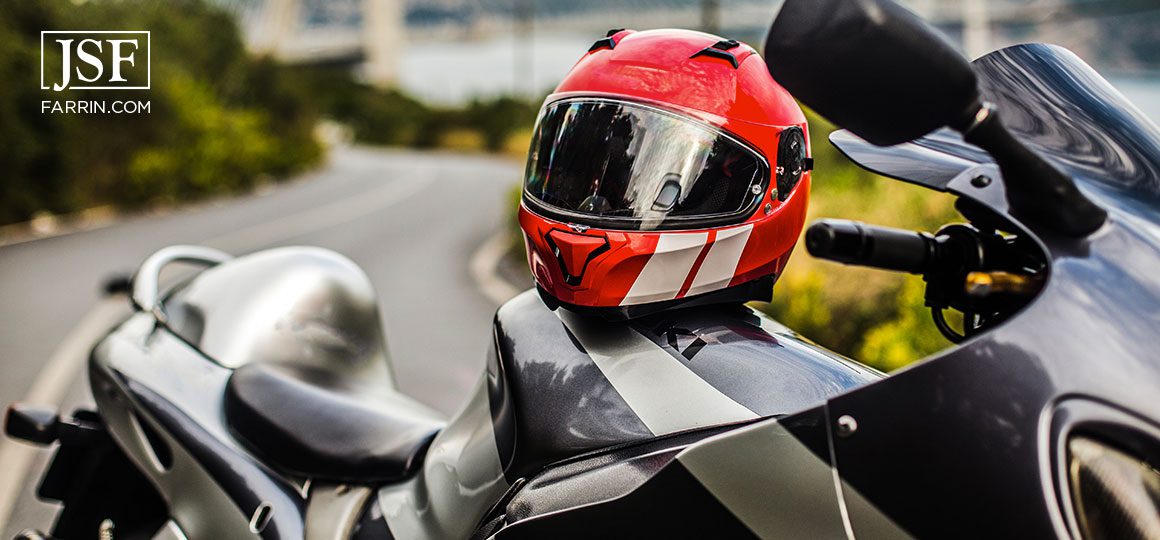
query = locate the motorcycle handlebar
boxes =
[804,219,937,274]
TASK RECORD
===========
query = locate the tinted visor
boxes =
[524,99,768,231]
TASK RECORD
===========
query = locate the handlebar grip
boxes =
[804,219,935,274]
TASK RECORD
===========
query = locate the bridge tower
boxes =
[254,0,299,56]
[248,0,403,86]
[363,0,404,87]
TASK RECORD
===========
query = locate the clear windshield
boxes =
[524,99,768,231]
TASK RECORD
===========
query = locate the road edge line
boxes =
[0,298,130,533]
[470,230,523,306]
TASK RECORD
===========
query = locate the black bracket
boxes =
[5,404,106,447]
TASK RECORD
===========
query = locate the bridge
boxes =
[217,0,1153,87]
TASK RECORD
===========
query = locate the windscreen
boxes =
[973,44,1160,213]
[831,43,1160,219]
[524,99,767,231]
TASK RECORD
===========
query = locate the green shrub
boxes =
[755,108,960,370]
[126,73,280,204]
[855,277,959,371]
[288,68,542,153]
[466,97,540,152]
[0,0,321,224]
[350,90,430,146]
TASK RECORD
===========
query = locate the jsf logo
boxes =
[40,31,150,91]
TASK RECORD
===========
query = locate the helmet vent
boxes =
[690,41,741,68]
[546,230,610,286]
[589,29,633,53]
[588,37,616,52]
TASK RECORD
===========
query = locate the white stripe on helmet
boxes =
[620,232,708,306]
[686,223,753,298]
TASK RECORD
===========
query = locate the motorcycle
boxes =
[7,0,1160,538]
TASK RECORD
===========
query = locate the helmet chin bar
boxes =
[539,275,776,321]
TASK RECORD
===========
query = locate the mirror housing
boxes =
[764,0,1107,236]
[765,0,979,146]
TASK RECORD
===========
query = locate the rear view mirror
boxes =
[763,0,1107,236]
[764,0,979,146]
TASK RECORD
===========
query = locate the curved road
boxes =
[0,146,522,535]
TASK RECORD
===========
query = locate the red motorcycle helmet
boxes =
[519,28,811,318]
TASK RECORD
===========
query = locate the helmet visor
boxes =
[524,99,769,231]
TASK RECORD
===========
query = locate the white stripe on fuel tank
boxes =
[676,417,913,539]
[557,309,758,435]
[685,224,753,298]
[676,418,852,539]
[620,232,708,306]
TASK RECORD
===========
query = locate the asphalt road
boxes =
[0,146,522,535]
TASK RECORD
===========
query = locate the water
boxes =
[398,33,592,104]
[400,35,1160,127]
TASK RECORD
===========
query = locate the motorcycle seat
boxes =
[223,363,444,484]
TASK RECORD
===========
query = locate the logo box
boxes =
[41,31,151,91]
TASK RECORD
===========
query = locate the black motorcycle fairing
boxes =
[831,44,1160,226]
[488,290,881,483]
[782,205,1160,538]
[223,363,444,484]
[820,216,1160,536]
[489,291,654,481]
[778,405,833,465]
[493,463,759,538]
[627,306,880,415]
[479,424,761,539]
[802,45,1160,539]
